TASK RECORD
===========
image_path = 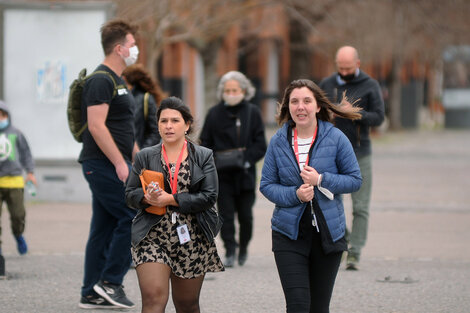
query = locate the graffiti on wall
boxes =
[37,61,67,103]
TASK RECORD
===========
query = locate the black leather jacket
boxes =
[125,141,218,246]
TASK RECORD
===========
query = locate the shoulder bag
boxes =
[214,104,252,171]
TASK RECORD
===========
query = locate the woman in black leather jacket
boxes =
[126,97,223,313]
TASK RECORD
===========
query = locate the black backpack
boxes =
[67,68,117,142]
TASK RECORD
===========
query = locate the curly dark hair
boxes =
[277,79,361,126]
[122,64,166,105]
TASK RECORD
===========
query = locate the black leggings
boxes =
[273,231,342,313]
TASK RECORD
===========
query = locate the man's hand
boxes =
[115,162,129,183]
[88,104,129,182]
[26,172,37,185]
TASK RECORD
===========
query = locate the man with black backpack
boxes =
[77,19,139,310]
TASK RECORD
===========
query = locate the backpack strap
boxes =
[143,92,150,121]
[88,70,118,97]
[80,70,119,136]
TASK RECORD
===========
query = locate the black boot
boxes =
[224,254,235,268]
[238,246,248,266]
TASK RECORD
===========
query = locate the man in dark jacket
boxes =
[200,71,267,267]
[319,46,385,270]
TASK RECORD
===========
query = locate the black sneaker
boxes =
[78,293,118,309]
[93,280,135,309]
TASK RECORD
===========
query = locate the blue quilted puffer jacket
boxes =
[260,120,362,242]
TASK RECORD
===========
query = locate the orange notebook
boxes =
[139,169,166,215]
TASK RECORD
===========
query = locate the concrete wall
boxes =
[1,2,113,203]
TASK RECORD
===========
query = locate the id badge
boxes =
[177,224,191,244]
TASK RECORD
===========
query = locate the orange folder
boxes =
[139,169,166,215]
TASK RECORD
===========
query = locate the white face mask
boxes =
[123,46,139,66]
[223,93,244,106]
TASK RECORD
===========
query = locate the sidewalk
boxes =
[1,129,470,313]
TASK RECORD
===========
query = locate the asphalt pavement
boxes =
[1,128,470,313]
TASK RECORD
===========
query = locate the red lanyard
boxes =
[162,140,187,194]
[293,126,317,167]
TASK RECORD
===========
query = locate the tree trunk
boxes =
[200,40,223,113]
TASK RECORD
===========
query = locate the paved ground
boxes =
[1,129,470,313]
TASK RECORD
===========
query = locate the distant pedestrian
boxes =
[123,63,165,148]
[200,71,267,267]
[78,19,139,310]
[126,97,224,313]
[319,46,385,270]
[0,100,36,256]
[260,79,362,313]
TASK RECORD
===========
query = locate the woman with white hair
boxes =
[200,71,267,267]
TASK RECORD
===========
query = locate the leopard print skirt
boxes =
[131,155,224,278]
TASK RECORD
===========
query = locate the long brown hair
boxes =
[276,79,361,126]
[122,64,166,105]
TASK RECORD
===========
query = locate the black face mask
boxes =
[339,73,355,82]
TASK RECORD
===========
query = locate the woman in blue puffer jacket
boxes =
[260,79,362,313]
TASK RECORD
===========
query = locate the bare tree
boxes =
[113,0,271,107]
[285,0,470,129]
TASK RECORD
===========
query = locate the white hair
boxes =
[216,71,256,101]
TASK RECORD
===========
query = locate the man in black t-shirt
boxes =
[78,19,139,310]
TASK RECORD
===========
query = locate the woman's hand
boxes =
[144,188,173,207]
[144,181,179,207]
[300,165,320,186]
[144,182,168,207]
[296,183,314,203]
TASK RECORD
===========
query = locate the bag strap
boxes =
[87,70,118,97]
[143,92,150,121]
[80,70,119,135]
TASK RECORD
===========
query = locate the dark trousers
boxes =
[0,188,25,247]
[81,159,134,296]
[217,184,255,256]
[273,229,342,313]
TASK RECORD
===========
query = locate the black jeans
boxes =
[217,184,255,256]
[273,228,342,313]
